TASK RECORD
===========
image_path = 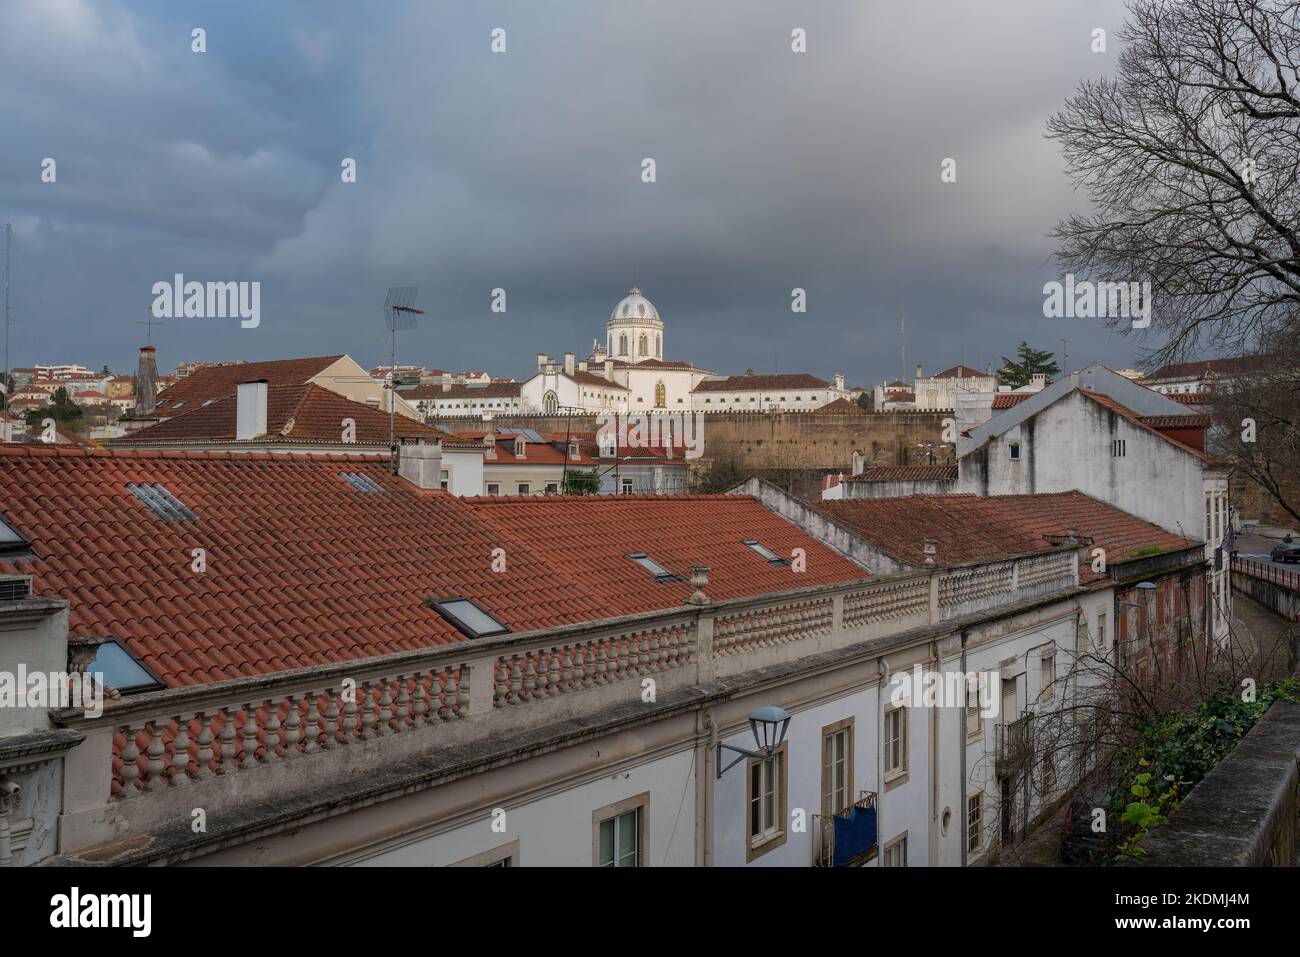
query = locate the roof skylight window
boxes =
[126,483,197,522]
[628,552,682,581]
[340,472,385,494]
[0,513,31,559]
[428,598,509,639]
[85,640,164,694]
[743,539,787,565]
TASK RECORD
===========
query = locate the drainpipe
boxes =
[704,714,718,867]
[929,639,940,866]
[959,631,969,867]
[877,658,890,866]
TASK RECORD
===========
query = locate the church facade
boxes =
[519,288,847,415]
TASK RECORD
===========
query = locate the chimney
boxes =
[398,441,444,489]
[236,380,268,441]
[514,436,526,460]
[1031,373,1047,390]
[537,353,549,373]
[564,352,575,376]
[441,380,451,392]
[834,371,845,392]
[568,438,580,461]
[483,419,497,460]
[923,539,937,564]
[851,449,865,476]
[135,346,158,416]
[915,364,923,381]
[579,360,588,373]
[603,359,614,381]
[1066,527,1078,545]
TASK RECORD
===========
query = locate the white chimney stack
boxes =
[236,380,268,441]
[398,441,444,489]
[564,352,575,376]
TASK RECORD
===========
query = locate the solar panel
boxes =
[340,472,385,494]
[126,483,197,522]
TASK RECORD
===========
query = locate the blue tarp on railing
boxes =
[832,804,877,866]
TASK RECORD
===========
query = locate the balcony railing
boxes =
[1231,556,1300,593]
[813,791,877,867]
[47,548,1080,859]
[996,712,1035,774]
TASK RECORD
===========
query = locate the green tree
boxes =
[855,391,874,412]
[998,342,1060,389]
[562,468,601,495]
[24,386,82,430]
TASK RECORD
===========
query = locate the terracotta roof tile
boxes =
[992,392,1033,409]
[845,465,957,482]
[817,491,1196,584]
[0,446,867,688]
[693,373,828,392]
[153,355,344,414]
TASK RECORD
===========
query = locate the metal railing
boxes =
[1231,556,1300,593]
[812,791,878,867]
[996,712,1035,774]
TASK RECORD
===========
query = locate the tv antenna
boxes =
[382,286,424,473]
[2,224,10,413]
[131,306,169,343]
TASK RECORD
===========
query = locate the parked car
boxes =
[1270,543,1300,563]
[1060,782,1119,865]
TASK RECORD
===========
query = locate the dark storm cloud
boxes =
[0,0,1150,384]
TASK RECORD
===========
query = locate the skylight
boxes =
[429,598,509,639]
[743,539,787,565]
[340,472,385,494]
[85,640,163,693]
[0,513,31,560]
[628,552,681,581]
[126,483,197,522]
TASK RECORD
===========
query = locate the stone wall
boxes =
[1123,700,1300,866]
[440,411,952,471]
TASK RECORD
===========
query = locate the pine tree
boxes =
[998,342,1060,389]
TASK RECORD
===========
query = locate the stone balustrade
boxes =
[50,548,1080,855]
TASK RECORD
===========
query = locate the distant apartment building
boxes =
[1140,356,1267,396]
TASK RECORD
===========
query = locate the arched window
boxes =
[655,334,661,358]
[655,380,666,408]
[638,333,648,357]
[619,334,628,356]
[543,391,558,415]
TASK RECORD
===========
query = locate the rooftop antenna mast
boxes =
[382,286,424,474]
[2,224,10,413]
[900,304,906,382]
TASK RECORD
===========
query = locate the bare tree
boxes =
[1047,0,1300,363]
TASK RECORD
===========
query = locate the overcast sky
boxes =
[0,0,1164,386]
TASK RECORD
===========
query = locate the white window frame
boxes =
[883,705,907,781]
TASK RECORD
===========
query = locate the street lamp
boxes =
[716,706,791,778]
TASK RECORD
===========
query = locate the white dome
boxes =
[609,287,661,324]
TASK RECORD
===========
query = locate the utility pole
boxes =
[1059,336,1069,372]
[3,223,10,413]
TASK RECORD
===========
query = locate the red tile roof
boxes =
[111,384,446,447]
[1079,390,1211,461]
[930,364,988,380]
[0,446,866,687]
[817,491,1195,583]
[845,465,957,483]
[1146,356,1267,381]
[992,392,1033,409]
[153,355,344,414]
[1170,392,1212,406]
[693,373,829,392]
[816,398,865,413]
[401,382,521,400]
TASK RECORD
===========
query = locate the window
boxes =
[747,742,788,860]
[1096,612,1107,651]
[544,482,559,495]
[0,513,31,560]
[452,840,518,867]
[84,640,163,693]
[1010,442,1021,460]
[1040,753,1056,794]
[884,706,907,779]
[1040,651,1055,702]
[742,539,786,564]
[1111,438,1126,457]
[1205,493,1212,541]
[517,482,531,496]
[621,478,634,494]
[439,469,449,491]
[428,598,509,638]
[966,682,982,738]
[882,834,908,867]
[821,719,853,817]
[126,482,198,521]
[627,552,680,581]
[486,482,500,496]
[967,794,983,852]
[597,806,643,867]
